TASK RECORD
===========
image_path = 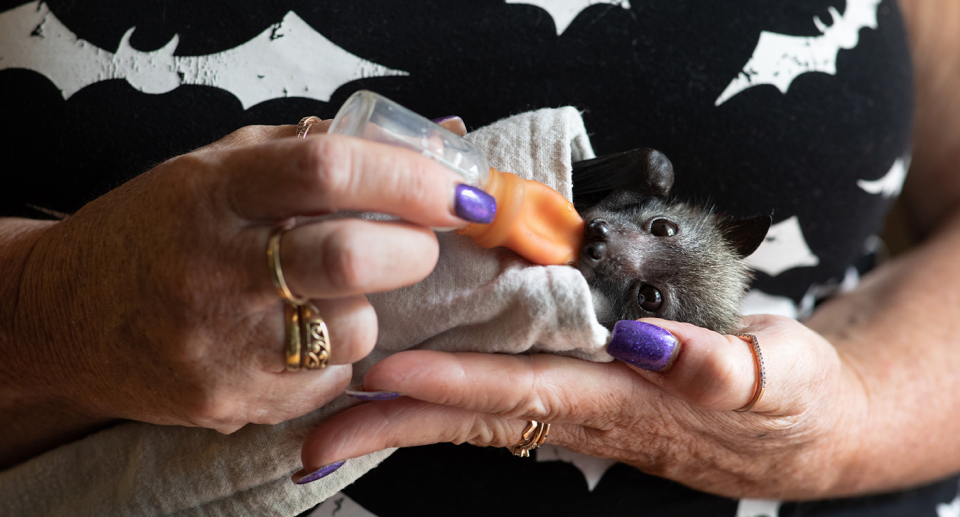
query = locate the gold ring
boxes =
[734,334,766,412]
[299,303,331,370]
[267,224,309,306]
[507,420,550,458]
[284,302,302,371]
[297,116,323,139]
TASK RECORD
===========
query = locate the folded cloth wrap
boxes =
[0,107,612,517]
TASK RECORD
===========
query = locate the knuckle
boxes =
[388,161,434,209]
[160,153,226,218]
[213,424,245,435]
[519,361,566,421]
[248,405,288,426]
[163,153,213,192]
[301,138,353,206]
[320,224,371,292]
[166,150,206,172]
[229,125,263,144]
[181,386,240,428]
[510,388,547,420]
[162,331,206,365]
[688,344,744,408]
[464,414,517,448]
[202,125,273,152]
[711,345,743,387]
[524,389,560,422]
[154,262,227,322]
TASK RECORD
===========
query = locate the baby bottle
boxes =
[329,90,584,266]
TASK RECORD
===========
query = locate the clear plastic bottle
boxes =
[329,90,490,188]
[329,90,583,266]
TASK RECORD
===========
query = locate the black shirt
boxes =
[2,0,951,515]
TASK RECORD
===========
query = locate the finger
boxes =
[244,364,354,428]
[609,316,833,414]
[298,398,576,478]
[185,360,355,433]
[434,116,467,137]
[302,399,510,466]
[221,134,480,227]
[359,350,644,427]
[249,295,377,374]
[197,119,332,154]
[197,124,298,153]
[206,295,374,429]
[279,218,439,298]
[302,295,378,365]
[300,118,333,136]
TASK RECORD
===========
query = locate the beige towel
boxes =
[0,107,611,517]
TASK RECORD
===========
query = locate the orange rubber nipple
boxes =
[457,168,585,266]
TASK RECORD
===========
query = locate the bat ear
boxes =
[572,148,674,196]
[636,148,675,197]
[719,214,772,258]
[573,148,675,209]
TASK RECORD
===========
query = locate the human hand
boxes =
[296,315,865,498]
[7,117,489,444]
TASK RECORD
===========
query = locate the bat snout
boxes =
[585,218,610,239]
[580,218,611,268]
[581,241,607,264]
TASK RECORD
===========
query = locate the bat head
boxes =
[574,149,770,334]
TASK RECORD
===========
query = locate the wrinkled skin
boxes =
[297,2,960,499]
[300,314,855,499]
[0,118,472,467]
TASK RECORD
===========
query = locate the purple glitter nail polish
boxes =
[431,115,462,124]
[345,386,401,401]
[607,320,679,372]
[292,461,346,485]
[454,184,496,224]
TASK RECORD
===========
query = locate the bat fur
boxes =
[573,149,770,334]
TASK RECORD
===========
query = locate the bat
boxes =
[573,149,771,333]
[505,0,632,36]
[741,216,820,277]
[0,1,407,109]
[714,0,882,106]
[857,156,908,198]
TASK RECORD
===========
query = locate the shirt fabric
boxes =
[2,0,953,515]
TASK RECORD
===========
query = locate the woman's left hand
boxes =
[297,314,865,498]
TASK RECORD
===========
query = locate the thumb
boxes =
[605,318,772,412]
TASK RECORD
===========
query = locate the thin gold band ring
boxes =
[267,224,309,306]
[297,116,323,139]
[734,334,765,412]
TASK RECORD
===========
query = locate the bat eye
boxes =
[637,284,663,312]
[650,218,678,237]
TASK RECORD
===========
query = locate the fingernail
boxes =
[431,115,462,124]
[291,461,346,485]
[607,320,679,372]
[345,385,401,401]
[454,184,496,224]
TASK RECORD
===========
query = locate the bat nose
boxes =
[580,241,607,267]
[580,218,610,268]
[585,218,609,240]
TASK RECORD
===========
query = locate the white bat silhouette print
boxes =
[0,1,407,109]
[742,215,820,277]
[715,0,882,106]
[505,0,632,36]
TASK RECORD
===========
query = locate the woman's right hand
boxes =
[0,120,485,466]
